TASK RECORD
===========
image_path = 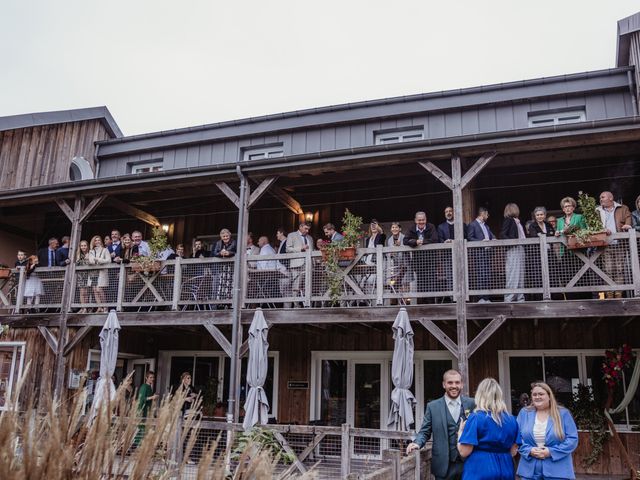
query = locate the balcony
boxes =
[2,231,639,321]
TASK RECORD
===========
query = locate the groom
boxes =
[406,369,475,480]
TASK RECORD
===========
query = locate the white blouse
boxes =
[533,416,548,448]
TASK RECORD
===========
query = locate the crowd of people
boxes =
[407,370,579,480]
[11,191,640,309]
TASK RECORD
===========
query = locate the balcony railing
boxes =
[1,231,639,314]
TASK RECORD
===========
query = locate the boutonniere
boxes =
[464,408,471,418]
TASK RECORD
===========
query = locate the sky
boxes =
[0,1,638,136]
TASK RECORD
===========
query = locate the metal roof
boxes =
[95,67,633,158]
[0,106,123,138]
[617,11,640,67]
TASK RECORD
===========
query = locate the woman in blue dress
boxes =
[458,378,520,480]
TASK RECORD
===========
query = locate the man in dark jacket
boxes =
[466,207,495,302]
[404,211,438,301]
[38,237,60,267]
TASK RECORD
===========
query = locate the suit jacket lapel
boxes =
[439,397,449,434]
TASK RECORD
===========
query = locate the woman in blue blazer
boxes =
[516,382,579,480]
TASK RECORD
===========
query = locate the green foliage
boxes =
[578,192,604,232]
[148,227,170,257]
[322,209,364,305]
[233,427,297,465]
[570,383,608,468]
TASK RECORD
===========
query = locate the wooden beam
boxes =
[273,431,308,474]
[55,198,75,222]
[418,161,453,190]
[269,184,303,215]
[459,151,497,189]
[467,315,507,357]
[249,176,278,207]
[107,197,161,227]
[203,322,233,357]
[38,326,58,354]
[418,318,458,358]
[239,339,249,358]
[63,325,93,356]
[79,195,108,223]
[215,182,240,208]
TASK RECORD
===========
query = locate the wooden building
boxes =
[2,12,640,477]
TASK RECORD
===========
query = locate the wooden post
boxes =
[171,259,182,311]
[54,196,84,400]
[539,235,551,300]
[116,263,126,312]
[228,168,250,423]
[451,155,470,394]
[376,244,384,305]
[304,248,313,307]
[382,449,402,480]
[628,229,640,297]
[341,423,351,478]
[15,267,26,314]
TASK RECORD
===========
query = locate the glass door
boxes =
[130,358,156,390]
[351,362,384,456]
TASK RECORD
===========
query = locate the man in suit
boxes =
[323,223,344,243]
[107,230,122,262]
[38,237,60,267]
[466,207,494,303]
[286,222,313,304]
[407,370,475,480]
[437,207,465,301]
[403,211,438,302]
[56,236,71,266]
[437,207,467,243]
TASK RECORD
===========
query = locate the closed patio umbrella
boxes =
[388,308,416,431]
[90,309,121,419]
[243,309,270,430]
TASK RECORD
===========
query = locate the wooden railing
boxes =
[2,230,639,314]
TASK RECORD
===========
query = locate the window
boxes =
[528,108,586,127]
[374,127,424,145]
[310,351,455,431]
[0,342,26,410]
[68,156,94,181]
[242,145,284,161]
[158,350,279,418]
[499,349,639,429]
[131,161,163,174]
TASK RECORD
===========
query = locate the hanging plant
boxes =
[0,323,9,337]
[571,383,608,468]
[320,210,364,305]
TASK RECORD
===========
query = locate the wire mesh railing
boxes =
[166,421,421,480]
[4,230,640,315]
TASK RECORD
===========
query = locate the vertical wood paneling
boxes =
[478,108,497,133]
[603,91,626,118]
[349,124,366,147]
[291,131,307,154]
[461,109,479,135]
[319,127,336,151]
[305,130,321,153]
[428,113,445,138]
[585,94,608,120]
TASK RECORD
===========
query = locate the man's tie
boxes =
[49,250,54,267]
[449,400,460,423]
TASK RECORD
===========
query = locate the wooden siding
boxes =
[97,90,635,178]
[0,120,111,191]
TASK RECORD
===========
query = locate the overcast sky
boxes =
[1,1,637,136]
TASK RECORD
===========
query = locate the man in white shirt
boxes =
[257,236,277,270]
[286,222,314,304]
[131,230,150,257]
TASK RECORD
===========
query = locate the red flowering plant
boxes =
[602,344,635,389]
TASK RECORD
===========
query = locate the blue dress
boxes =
[459,411,520,480]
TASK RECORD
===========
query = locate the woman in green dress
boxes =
[135,371,159,445]
[554,196,587,298]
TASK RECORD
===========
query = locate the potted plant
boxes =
[131,227,168,273]
[320,209,364,305]
[565,192,608,249]
[0,264,11,279]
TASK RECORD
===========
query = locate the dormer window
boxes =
[374,127,424,145]
[131,160,163,174]
[242,144,285,161]
[528,108,586,127]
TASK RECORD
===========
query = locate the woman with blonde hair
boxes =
[457,378,519,479]
[88,235,111,313]
[516,382,578,480]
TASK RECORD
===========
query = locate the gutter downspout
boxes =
[227,165,248,424]
[628,70,639,116]
[94,143,101,179]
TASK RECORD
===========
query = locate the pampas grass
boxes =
[0,365,313,479]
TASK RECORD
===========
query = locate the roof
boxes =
[617,11,640,67]
[0,106,123,138]
[96,67,633,157]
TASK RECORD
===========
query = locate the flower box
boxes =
[0,268,11,279]
[567,231,609,250]
[131,260,163,273]
[320,246,357,262]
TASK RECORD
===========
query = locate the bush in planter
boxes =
[322,210,364,305]
[131,227,169,273]
[570,383,608,468]
[564,192,606,247]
